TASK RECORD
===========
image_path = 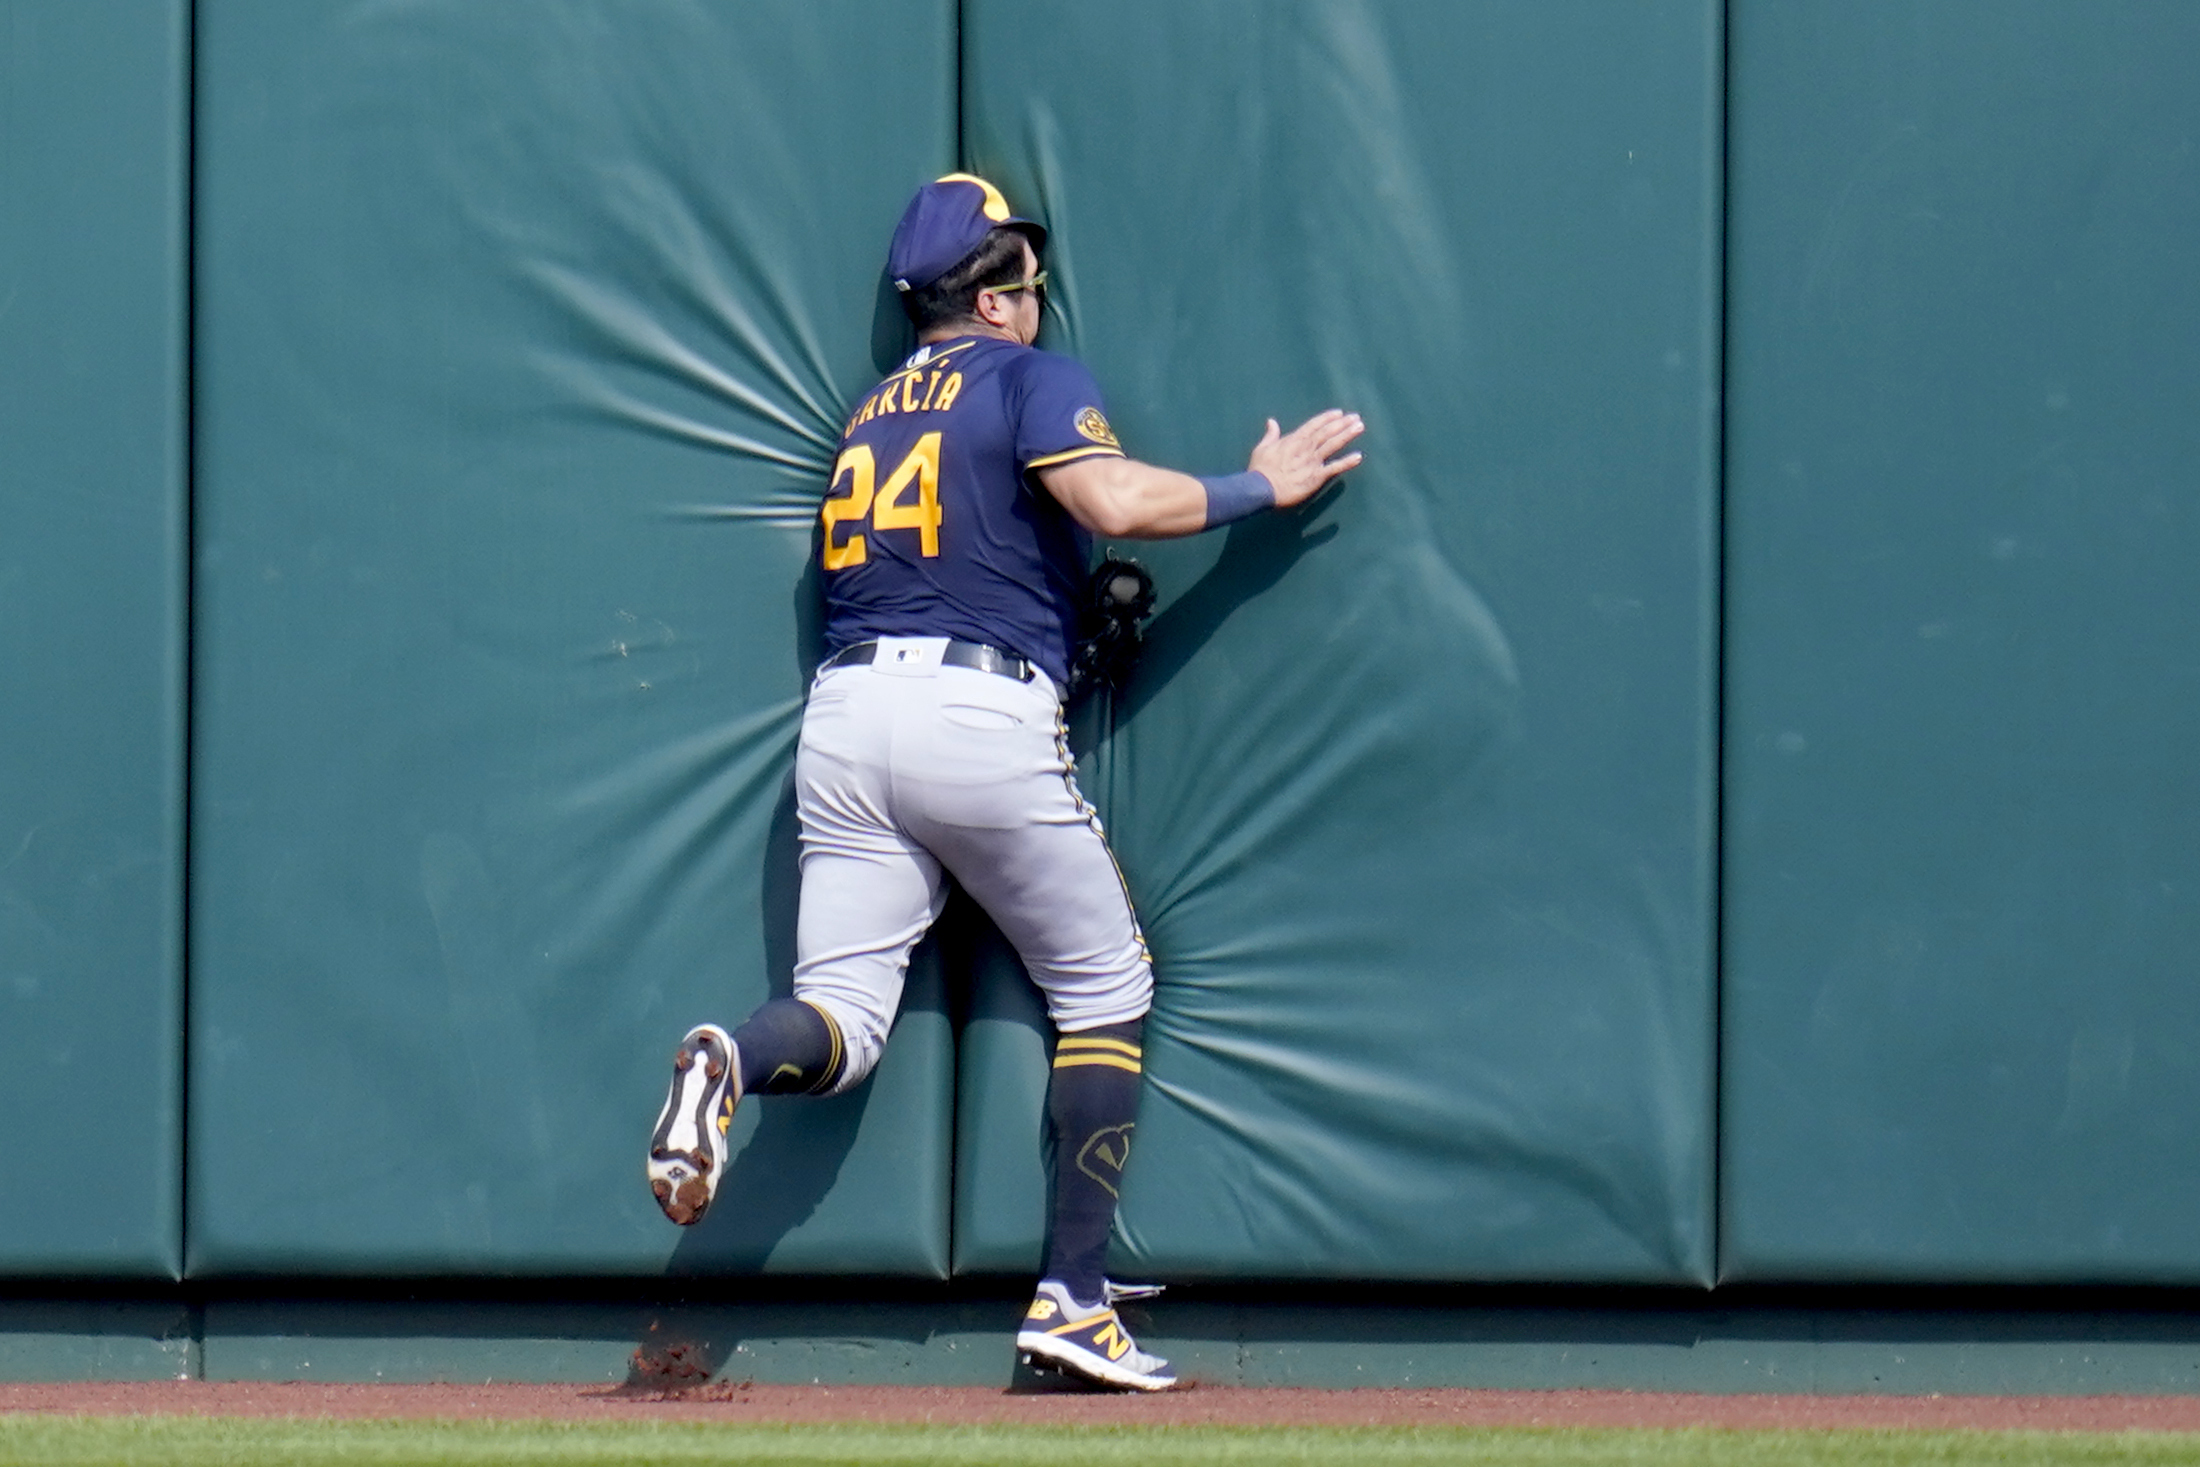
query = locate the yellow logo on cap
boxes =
[1075,408,1120,448]
[936,172,1011,223]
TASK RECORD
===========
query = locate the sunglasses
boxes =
[991,270,1049,303]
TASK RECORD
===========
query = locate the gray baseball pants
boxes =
[792,635,1154,1092]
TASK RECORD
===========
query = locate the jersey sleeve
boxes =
[1010,351,1127,472]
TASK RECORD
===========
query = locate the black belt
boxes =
[821,639,1036,683]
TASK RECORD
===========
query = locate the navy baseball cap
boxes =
[887,174,1046,293]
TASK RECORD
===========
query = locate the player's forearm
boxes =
[1039,457,1215,540]
[1041,411,1365,540]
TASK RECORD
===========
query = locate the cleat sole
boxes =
[1017,1333,1177,1393]
[647,1024,740,1226]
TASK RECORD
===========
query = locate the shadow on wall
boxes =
[1113,486,1347,731]
[630,555,866,1380]
[873,267,916,376]
[629,499,985,1383]
[641,189,915,1307]
[657,774,867,1279]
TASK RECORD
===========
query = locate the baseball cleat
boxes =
[647,1023,740,1226]
[1015,1279,1176,1391]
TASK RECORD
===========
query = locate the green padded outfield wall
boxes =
[1723,1,2200,1279]
[188,0,956,1275]
[0,0,187,1276]
[956,0,1722,1282]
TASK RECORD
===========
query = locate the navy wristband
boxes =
[1197,470,1275,528]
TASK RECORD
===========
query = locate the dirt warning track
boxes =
[6,1381,2200,1432]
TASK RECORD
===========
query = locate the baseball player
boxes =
[648,174,1363,1391]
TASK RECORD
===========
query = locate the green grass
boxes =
[3,1420,2200,1467]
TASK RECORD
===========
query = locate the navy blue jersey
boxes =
[819,335,1125,687]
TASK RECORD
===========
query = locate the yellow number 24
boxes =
[821,433,943,570]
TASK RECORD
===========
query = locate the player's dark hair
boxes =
[902,226,1036,333]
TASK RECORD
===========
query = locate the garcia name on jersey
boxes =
[819,336,1125,687]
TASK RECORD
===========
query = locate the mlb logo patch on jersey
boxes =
[1075,407,1120,448]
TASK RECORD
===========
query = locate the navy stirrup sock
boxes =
[1042,1018,1145,1306]
[732,998,844,1095]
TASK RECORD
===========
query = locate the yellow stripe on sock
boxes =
[798,998,844,1094]
[1057,1037,1142,1059]
[1052,1053,1142,1074]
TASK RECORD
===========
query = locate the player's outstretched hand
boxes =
[1248,410,1365,509]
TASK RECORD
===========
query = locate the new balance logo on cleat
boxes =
[1014,1279,1177,1392]
[646,1023,741,1226]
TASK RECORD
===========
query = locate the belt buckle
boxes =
[955,640,1031,683]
